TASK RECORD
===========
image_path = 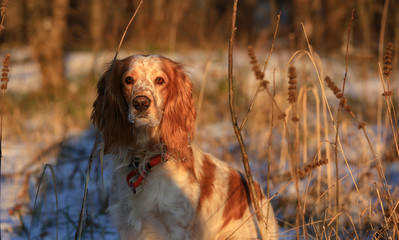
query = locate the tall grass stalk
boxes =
[380,43,399,157]
[262,72,304,238]
[380,71,399,156]
[28,164,58,240]
[310,85,322,198]
[0,53,10,221]
[302,84,308,165]
[228,0,262,235]
[0,0,8,33]
[332,8,355,232]
[196,58,212,123]
[227,0,270,237]
[378,0,390,64]
[376,0,391,168]
[239,13,280,132]
[265,69,276,233]
[279,110,288,169]
[75,1,143,239]
[298,21,362,186]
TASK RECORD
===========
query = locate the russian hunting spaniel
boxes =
[91,54,278,239]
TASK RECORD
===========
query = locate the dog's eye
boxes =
[155,77,165,85]
[125,76,134,84]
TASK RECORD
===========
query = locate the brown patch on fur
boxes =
[221,169,252,229]
[197,154,216,211]
[159,57,196,160]
[91,58,136,153]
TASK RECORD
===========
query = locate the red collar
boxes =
[126,154,169,194]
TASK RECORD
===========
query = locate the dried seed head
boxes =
[325,76,352,111]
[258,79,270,92]
[1,54,10,90]
[287,66,297,103]
[298,158,329,178]
[382,91,394,97]
[384,43,393,78]
[0,0,8,18]
[278,113,286,120]
[325,76,342,97]
[247,45,265,81]
[336,93,344,98]
[291,116,299,122]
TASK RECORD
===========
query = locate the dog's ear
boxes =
[160,58,196,160]
[91,60,134,153]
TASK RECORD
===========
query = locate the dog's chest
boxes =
[115,160,199,220]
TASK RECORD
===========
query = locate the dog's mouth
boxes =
[128,106,161,128]
[135,112,148,119]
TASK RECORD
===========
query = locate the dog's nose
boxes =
[132,96,151,111]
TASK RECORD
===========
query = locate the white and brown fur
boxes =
[91,55,278,239]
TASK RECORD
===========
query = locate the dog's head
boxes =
[91,55,196,157]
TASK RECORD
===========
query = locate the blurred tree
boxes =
[292,0,311,49]
[28,0,70,96]
[169,0,191,51]
[0,0,394,62]
[91,0,104,77]
[357,0,373,53]
[323,0,354,50]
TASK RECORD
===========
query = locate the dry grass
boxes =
[244,42,398,239]
[1,1,398,239]
[230,43,399,238]
[220,3,399,238]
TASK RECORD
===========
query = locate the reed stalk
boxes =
[75,1,144,239]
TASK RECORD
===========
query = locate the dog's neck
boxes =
[113,126,164,168]
[129,125,161,150]
[125,125,165,160]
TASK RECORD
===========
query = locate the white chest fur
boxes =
[109,158,200,240]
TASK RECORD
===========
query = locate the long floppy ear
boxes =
[160,59,196,160]
[91,60,134,153]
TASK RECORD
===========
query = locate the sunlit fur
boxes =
[91,55,278,239]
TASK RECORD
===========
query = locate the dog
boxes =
[91,54,278,239]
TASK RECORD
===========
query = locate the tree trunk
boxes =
[90,0,104,79]
[28,0,69,96]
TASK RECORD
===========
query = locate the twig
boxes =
[333,8,355,232]
[379,65,399,156]
[378,0,390,65]
[264,69,276,236]
[227,0,268,238]
[0,53,10,227]
[75,1,144,239]
[239,13,280,132]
